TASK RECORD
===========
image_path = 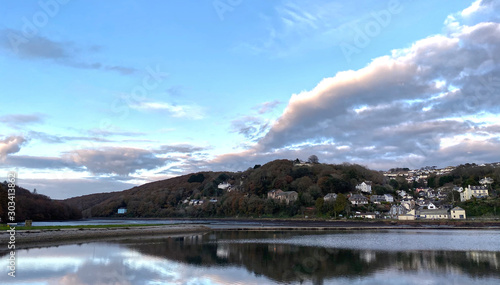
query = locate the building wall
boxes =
[451,209,466,219]
[419,213,449,219]
[398,214,415,220]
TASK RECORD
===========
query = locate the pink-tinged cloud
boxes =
[208,1,500,171]
[0,136,27,160]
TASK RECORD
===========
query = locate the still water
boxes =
[3,229,500,285]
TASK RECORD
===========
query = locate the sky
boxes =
[1,0,500,199]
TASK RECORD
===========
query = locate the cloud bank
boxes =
[212,0,500,170]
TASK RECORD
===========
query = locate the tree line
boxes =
[0,182,82,222]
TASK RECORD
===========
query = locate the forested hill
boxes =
[0,182,82,222]
[62,159,385,218]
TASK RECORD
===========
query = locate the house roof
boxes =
[349,194,368,200]
[451,206,464,211]
[469,185,488,190]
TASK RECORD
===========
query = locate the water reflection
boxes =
[2,230,500,285]
[126,231,500,284]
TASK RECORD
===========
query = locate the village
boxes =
[265,177,495,220]
[158,160,500,220]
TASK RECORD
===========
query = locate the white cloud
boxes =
[0,135,27,160]
[66,147,171,176]
[210,0,500,170]
[130,101,205,119]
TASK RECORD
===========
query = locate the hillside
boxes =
[61,159,500,219]
[62,159,385,218]
[0,182,82,222]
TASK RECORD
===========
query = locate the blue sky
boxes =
[1,0,500,199]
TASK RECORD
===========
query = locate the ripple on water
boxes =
[218,229,500,251]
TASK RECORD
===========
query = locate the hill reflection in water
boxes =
[3,230,500,284]
[122,230,500,284]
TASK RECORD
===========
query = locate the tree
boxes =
[446,191,461,205]
[333,193,347,218]
[389,179,399,190]
[315,198,324,216]
[188,173,205,183]
[308,155,319,164]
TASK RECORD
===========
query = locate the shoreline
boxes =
[0,224,210,253]
[1,220,499,253]
[31,216,500,227]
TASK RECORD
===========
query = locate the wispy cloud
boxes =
[235,0,358,56]
[230,116,270,142]
[253,100,282,114]
[0,29,138,75]
[155,144,208,154]
[130,101,205,119]
[0,113,45,128]
[86,128,146,137]
[28,131,113,144]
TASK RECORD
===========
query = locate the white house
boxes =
[117,207,127,214]
[416,208,450,220]
[389,204,407,218]
[401,198,415,210]
[426,202,437,210]
[370,195,385,204]
[268,190,298,204]
[349,194,369,205]
[356,181,372,194]
[324,193,337,202]
[479,177,494,185]
[450,207,466,219]
[268,189,284,199]
[383,194,394,203]
[398,209,415,220]
[460,185,489,201]
[276,191,298,204]
[218,182,231,190]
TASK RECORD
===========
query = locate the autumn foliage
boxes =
[0,183,82,222]
[62,159,385,218]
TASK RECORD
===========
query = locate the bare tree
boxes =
[308,155,319,164]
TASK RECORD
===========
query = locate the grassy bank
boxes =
[0,223,172,231]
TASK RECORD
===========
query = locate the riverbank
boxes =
[2,219,499,253]
[0,224,211,252]
[162,217,500,229]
